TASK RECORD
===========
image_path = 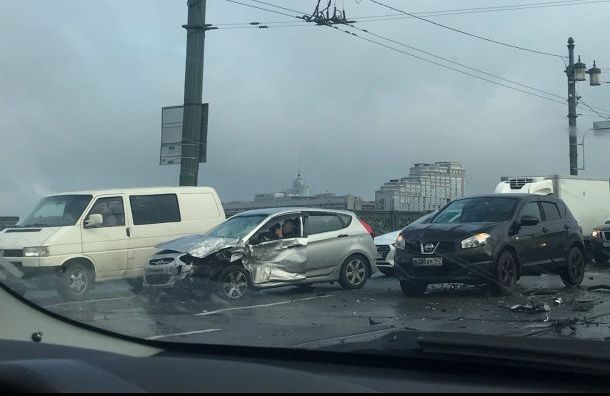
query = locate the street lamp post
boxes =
[564,37,603,176]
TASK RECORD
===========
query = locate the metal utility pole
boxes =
[566,37,578,176]
[179,0,206,186]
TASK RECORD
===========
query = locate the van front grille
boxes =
[1,249,23,258]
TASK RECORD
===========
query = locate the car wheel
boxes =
[378,267,394,277]
[594,252,609,265]
[399,280,427,296]
[490,251,518,295]
[216,264,249,300]
[339,255,370,290]
[561,246,585,287]
[57,262,94,301]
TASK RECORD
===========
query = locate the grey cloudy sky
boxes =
[1,0,609,216]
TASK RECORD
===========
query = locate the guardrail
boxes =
[0,217,19,231]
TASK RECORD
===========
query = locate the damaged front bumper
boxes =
[143,253,193,288]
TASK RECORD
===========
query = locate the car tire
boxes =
[57,262,94,301]
[338,255,370,290]
[594,252,609,265]
[378,267,394,277]
[399,280,427,296]
[561,246,585,288]
[216,264,249,300]
[490,251,519,295]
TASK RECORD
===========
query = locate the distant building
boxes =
[223,171,365,217]
[375,161,465,212]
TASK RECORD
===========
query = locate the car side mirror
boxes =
[605,220,610,225]
[84,214,103,228]
[519,215,539,227]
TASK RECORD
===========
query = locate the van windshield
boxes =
[20,195,92,227]
[206,215,267,239]
[433,197,518,224]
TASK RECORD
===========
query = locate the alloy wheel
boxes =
[222,270,248,299]
[345,259,366,286]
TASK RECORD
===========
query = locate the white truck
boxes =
[495,175,610,262]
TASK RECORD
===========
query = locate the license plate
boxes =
[604,242,610,248]
[413,257,443,267]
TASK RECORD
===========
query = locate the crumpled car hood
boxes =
[156,234,240,258]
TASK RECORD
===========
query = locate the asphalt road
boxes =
[18,267,610,348]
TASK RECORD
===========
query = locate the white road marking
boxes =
[44,296,134,308]
[195,294,334,317]
[291,328,397,348]
[146,329,222,340]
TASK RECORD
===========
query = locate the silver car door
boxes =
[305,213,351,278]
[245,215,307,286]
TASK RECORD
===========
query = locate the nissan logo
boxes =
[424,243,435,252]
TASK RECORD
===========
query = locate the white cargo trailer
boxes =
[495,175,610,261]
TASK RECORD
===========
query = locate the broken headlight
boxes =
[149,257,175,266]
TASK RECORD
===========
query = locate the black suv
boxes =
[394,194,586,295]
[590,221,610,264]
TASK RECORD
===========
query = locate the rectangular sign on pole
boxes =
[593,121,610,130]
[160,104,208,165]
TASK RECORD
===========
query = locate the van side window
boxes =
[130,194,181,225]
[87,197,125,227]
[541,201,562,221]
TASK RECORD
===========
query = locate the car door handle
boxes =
[541,227,548,233]
[337,234,349,238]
[126,227,131,237]
[285,243,304,249]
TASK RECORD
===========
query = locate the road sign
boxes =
[593,121,610,130]
[160,104,208,165]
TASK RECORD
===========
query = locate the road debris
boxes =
[509,302,550,313]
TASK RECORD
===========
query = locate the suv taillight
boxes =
[359,218,374,237]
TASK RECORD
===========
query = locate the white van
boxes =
[0,187,225,300]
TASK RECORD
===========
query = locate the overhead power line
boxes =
[223,0,301,18]
[367,0,567,58]
[213,0,610,27]
[224,0,609,116]
[354,0,610,21]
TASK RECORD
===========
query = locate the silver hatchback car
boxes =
[144,207,377,300]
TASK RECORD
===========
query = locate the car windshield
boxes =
[20,195,92,227]
[2,0,610,374]
[206,215,266,239]
[433,197,518,223]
